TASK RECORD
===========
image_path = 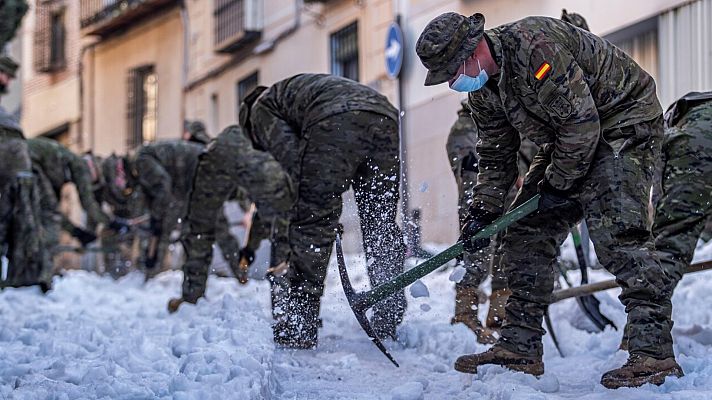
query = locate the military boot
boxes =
[486,288,511,329]
[454,344,544,376]
[600,354,683,389]
[273,292,321,349]
[451,286,497,344]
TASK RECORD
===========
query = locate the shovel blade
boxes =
[336,234,399,367]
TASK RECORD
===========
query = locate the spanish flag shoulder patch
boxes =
[534,62,551,80]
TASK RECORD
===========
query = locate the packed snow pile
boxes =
[0,239,711,399]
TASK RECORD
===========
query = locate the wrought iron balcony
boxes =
[80,0,178,37]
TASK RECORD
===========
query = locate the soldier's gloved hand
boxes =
[144,248,159,270]
[459,208,498,253]
[149,217,163,237]
[239,247,256,266]
[108,219,130,235]
[72,227,98,247]
[537,180,579,212]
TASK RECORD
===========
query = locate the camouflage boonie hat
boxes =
[238,85,268,136]
[561,9,590,32]
[185,119,210,144]
[416,12,485,86]
[0,55,19,77]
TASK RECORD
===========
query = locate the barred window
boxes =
[214,0,244,46]
[127,65,158,149]
[330,22,359,82]
[236,71,258,117]
[34,2,66,73]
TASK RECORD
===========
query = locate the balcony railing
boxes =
[80,0,178,37]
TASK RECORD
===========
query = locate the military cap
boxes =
[416,12,485,86]
[0,55,19,77]
[561,9,590,32]
[238,85,268,136]
[185,119,210,145]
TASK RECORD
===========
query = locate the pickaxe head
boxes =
[335,234,399,367]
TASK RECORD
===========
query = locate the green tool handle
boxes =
[358,194,541,309]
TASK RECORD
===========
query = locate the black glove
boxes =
[144,247,159,270]
[461,151,479,174]
[71,227,98,247]
[459,208,498,253]
[538,180,580,212]
[149,217,163,237]
[239,247,256,266]
[108,219,130,235]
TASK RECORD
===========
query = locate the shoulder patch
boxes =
[534,63,551,80]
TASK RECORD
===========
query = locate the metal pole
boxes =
[395,14,411,251]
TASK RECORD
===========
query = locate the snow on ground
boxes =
[1,240,712,399]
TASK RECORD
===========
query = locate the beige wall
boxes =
[21,0,83,148]
[86,8,184,156]
[184,0,397,132]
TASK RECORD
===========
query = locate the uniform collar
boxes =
[483,30,508,99]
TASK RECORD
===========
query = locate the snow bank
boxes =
[0,271,275,399]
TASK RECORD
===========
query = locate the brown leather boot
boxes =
[601,354,684,389]
[455,345,544,376]
[486,288,511,329]
[167,296,198,313]
[451,286,497,344]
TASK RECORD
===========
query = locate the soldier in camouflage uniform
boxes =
[239,74,407,348]
[0,1,53,290]
[26,137,127,255]
[183,120,211,145]
[447,100,538,342]
[169,125,294,313]
[417,13,681,388]
[119,139,250,281]
[644,92,712,359]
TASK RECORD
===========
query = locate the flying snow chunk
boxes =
[390,381,424,400]
[410,280,430,298]
[449,266,467,283]
[419,182,429,193]
[420,304,431,312]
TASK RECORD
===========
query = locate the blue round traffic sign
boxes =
[385,22,404,80]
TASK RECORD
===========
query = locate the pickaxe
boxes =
[337,195,541,367]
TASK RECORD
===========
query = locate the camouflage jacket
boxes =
[249,74,399,152]
[130,140,204,222]
[183,125,295,261]
[469,17,661,214]
[0,105,23,139]
[27,137,110,226]
[0,0,28,48]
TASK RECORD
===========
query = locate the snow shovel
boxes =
[337,195,541,367]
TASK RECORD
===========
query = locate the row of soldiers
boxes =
[2,2,711,391]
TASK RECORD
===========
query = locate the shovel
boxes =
[337,195,541,366]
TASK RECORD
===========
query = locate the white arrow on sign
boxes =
[385,38,402,61]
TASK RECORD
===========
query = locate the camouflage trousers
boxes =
[282,111,407,328]
[653,104,712,327]
[0,137,52,288]
[499,117,668,358]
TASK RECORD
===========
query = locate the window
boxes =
[214,0,245,46]
[127,65,158,149]
[330,22,359,81]
[50,10,66,68]
[236,71,259,117]
[34,2,66,72]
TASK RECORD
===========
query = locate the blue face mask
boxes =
[450,59,488,93]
